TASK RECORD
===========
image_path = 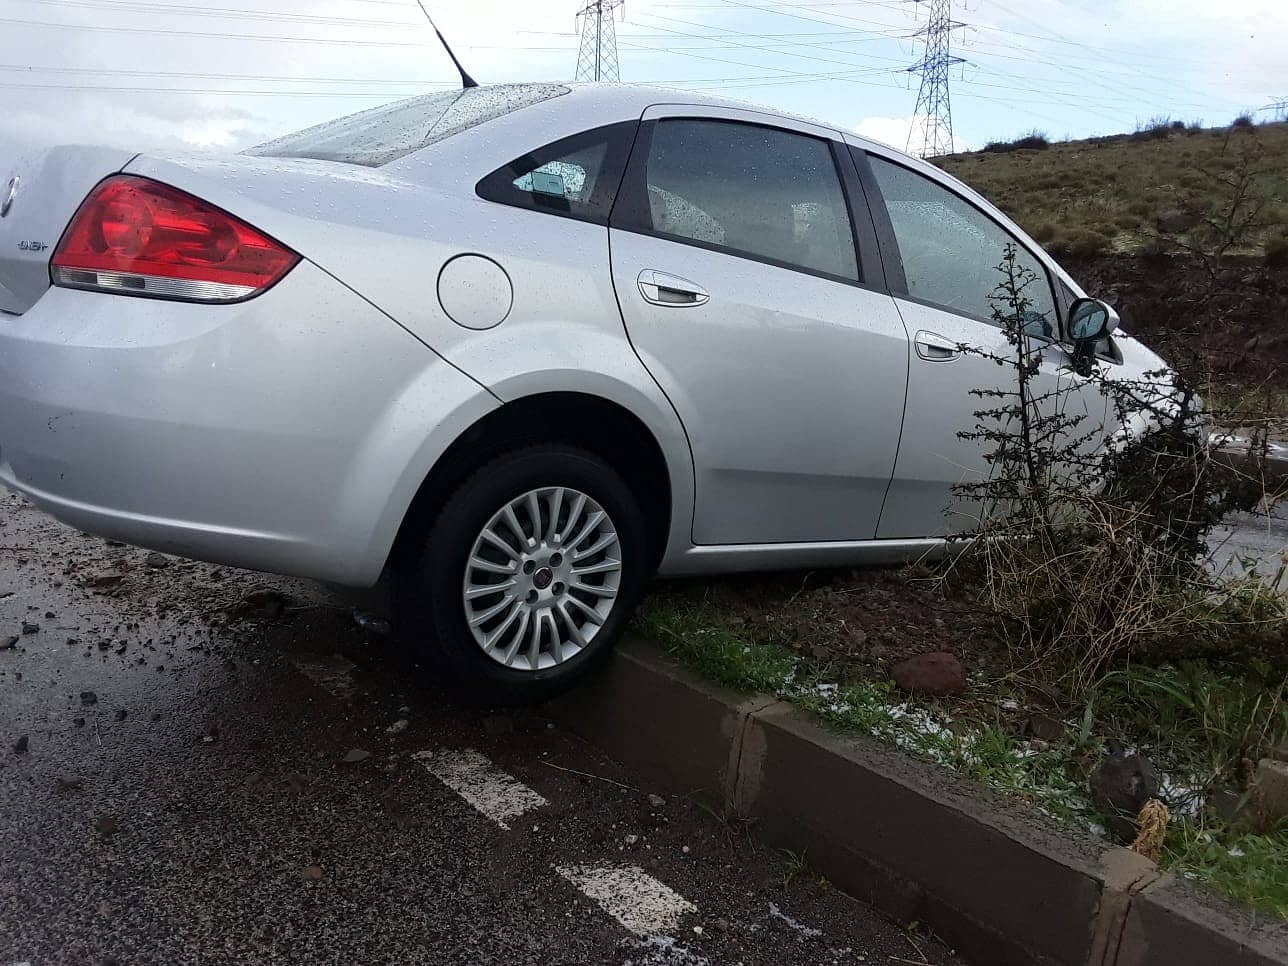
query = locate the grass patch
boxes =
[635,580,1288,917]
[636,591,1100,823]
[936,121,1288,257]
[1093,662,1288,805]
[637,599,797,693]
[1165,818,1288,917]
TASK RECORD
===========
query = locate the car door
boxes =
[608,107,910,545]
[855,149,1110,538]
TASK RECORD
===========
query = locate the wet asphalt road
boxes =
[0,489,965,966]
[1210,500,1288,584]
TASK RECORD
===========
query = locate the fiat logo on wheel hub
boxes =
[532,567,554,590]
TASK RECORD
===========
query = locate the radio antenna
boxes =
[416,2,478,89]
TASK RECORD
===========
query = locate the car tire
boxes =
[394,443,649,704]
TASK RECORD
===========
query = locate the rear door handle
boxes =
[637,270,709,307]
[914,330,961,362]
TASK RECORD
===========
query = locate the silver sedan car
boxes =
[0,83,1164,700]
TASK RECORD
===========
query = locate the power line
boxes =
[981,0,1234,109]
[525,24,900,39]
[0,81,443,96]
[5,0,1264,141]
[710,0,913,31]
[623,9,1178,123]
[906,0,963,157]
[656,0,920,7]
[576,0,624,82]
[703,0,1244,117]
[19,0,421,28]
[0,65,905,97]
[0,14,437,48]
[653,0,920,7]
[638,9,909,41]
[623,16,905,72]
[614,17,1175,122]
[0,63,452,86]
[615,35,802,76]
[951,37,1238,114]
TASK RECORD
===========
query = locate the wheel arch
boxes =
[390,390,678,574]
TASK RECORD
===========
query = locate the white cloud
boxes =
[854,116,913,152]
[1,0,1286,160]
[854,116,971,157]
[0,0,569,157]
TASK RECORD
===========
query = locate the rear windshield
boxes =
[245,84,569,168]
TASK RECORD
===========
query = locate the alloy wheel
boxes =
[462,486,622,670]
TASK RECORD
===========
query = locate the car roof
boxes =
[556,82,952,180]
[561,83,881,147]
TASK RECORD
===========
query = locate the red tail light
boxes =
[51,175,299,303]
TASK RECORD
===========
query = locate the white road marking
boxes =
[412,748,547,830]
[292,654,357,699]
[555,864,697,937]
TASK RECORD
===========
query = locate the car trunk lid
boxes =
[0,145,137,314]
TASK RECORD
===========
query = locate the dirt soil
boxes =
[650,567,1009,683]
[1065,253,1288,404]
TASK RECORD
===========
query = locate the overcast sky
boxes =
[1,0,1284,159]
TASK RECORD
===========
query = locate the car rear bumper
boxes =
[0,262,496,585]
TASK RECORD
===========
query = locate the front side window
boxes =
[476,122,635,224]
[867,156,1056,332]
[626,119,859,281]
[246,84,568,168]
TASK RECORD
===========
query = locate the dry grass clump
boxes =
[1046,228,1113,258]
[957,449,1284,699]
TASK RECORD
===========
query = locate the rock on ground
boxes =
[890,652,966,696]
[1090,753,1161,843]
[1254,758,1288,825]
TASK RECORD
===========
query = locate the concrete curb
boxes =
[548,637,1288,966]
[1268,452,1288,487]
[1211,438,1288,488]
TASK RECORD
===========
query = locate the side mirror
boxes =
[1067,297,1119,377]
[1067,297,1119,343]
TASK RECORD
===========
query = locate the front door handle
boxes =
[638,270,709,307]
[914,330,961,362]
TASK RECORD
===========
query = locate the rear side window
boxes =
[246,84,568,168]
[476,122,636,225]
[867,155,1056,331]
[618,119,859,282]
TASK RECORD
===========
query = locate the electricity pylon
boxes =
[907,0,965,158]
[575,0,624,82]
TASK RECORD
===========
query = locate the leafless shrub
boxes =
[983,130,1051,153]
[1150,130,1274,279]
[947,246,1285,700]
[1131,116,1175,142]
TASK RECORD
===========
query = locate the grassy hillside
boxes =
[935,120,1288,261]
